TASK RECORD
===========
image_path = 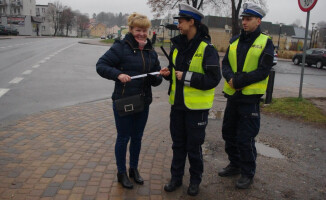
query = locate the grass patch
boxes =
[262,97,326,124]
[100,39,115,44]
[154,42,173,47]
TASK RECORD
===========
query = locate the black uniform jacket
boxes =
[165,33,221,110]
[222,26,275,104]
[96,33,162,105]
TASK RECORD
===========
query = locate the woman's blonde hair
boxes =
[128,13,151,29]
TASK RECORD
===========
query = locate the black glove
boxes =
[146,73,157,85]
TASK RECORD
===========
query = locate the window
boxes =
[42,17,45,22]
[306,49,313,54]
[42,8,45,13]
[42,26,45,31]
[18,8,20,15]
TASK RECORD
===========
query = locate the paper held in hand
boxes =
[131,72,160,79]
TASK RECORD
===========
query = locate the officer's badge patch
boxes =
[198,121,207,126]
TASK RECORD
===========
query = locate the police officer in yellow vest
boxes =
[218,2,274,189]
[160,3,221,196]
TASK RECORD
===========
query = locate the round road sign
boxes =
[298,0,318,12]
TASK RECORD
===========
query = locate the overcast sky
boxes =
[36,0,326,28]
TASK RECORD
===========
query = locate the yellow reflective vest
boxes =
[223,34,269,96]
[169,41,215,110]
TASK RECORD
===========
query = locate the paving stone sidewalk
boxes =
[0,90,199,200]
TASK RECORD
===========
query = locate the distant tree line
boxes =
[93,12,129,27]
[47,0,130,37]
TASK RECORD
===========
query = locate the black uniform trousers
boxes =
[170,108,208,185]
[222,100,260,178]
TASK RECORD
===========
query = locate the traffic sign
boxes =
[297,0,318,98]
[298,0,318,12]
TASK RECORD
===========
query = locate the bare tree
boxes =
[46,1,64,36]
[147,0,267,36]
[75,11,90,37]
[317,21,326,28]
[61,7,75,37]
[317,21,326,48]
[291,19,302,27]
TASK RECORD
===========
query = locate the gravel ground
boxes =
[197,102,326,200]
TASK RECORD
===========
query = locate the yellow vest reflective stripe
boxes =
[223,34,269,95]
[169,41,215,110]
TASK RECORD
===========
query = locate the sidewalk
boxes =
[0,39,325,200]
[1,86,325,200]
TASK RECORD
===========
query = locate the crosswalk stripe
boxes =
[9,77,24,84]
[0,88,10,98]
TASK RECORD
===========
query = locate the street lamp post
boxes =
[277,23,283,50]
[160,23,165,46]
[310,23,315,48]
[313,28,319,48]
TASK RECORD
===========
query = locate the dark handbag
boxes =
[114,94,145,117]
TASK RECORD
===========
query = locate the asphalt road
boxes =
[274,59,326,89]
[1,37,325,126]
[0,38,114,126]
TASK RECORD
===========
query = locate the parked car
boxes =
[0,25,19,36]
[0,25,10,35]
[292,48,326,69]
[6,26,19,36]
[100,35,106,39]
[273,51,278,66]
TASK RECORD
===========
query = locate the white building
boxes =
[35,4,50,36]
[0,0,42,36]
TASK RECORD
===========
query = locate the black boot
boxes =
[187,183,199,196]
[218,164,240,177]
[117,172,133,189]
[164,179,182,192]
[129,168,144,185]
[236,175,253,189]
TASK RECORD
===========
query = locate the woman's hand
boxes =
[175,71,183,81]
[160,67,170,77]
[118,74,131,83]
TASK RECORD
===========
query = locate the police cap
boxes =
[240,2,266,19]
[174,3,204,21]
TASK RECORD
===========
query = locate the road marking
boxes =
[0,88,10,98]
[9,77,24,84]
[39,60,46,64]
[44,57,51,60]
[22,70,32,75]
[32,64,40,68]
